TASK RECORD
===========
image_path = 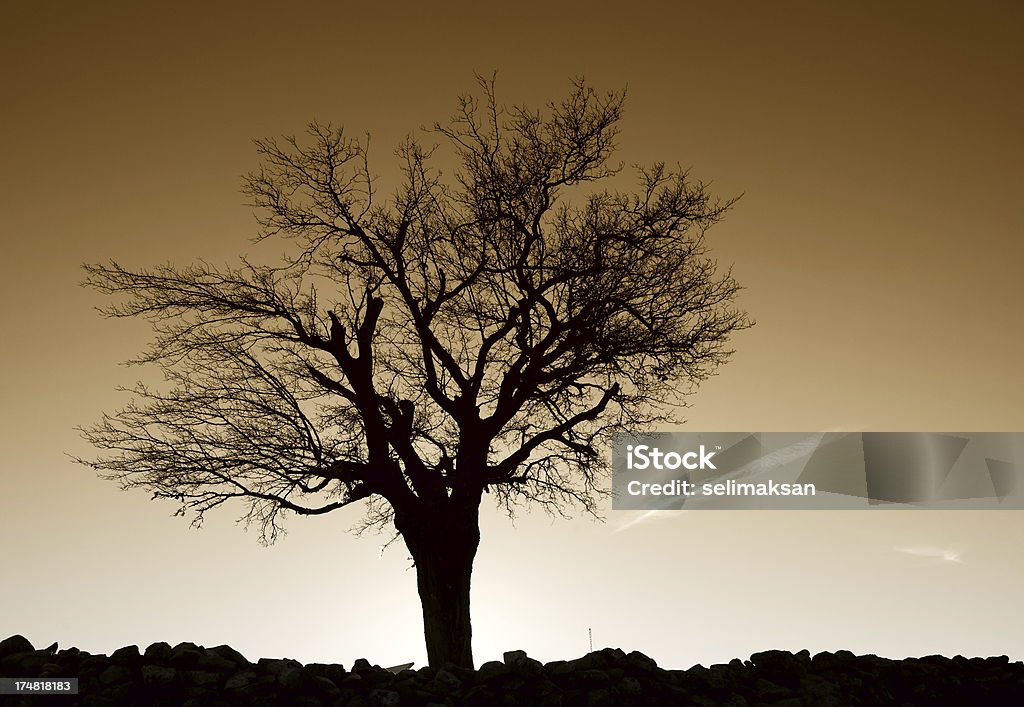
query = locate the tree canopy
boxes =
[78,76,752,666]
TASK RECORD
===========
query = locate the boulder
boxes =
[207,643,250,667]
[0,634,33,657]
[109,644,141,667]
[143,641,172,662]
[141,664,177,685]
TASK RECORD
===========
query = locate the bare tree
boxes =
[78,76,752,669]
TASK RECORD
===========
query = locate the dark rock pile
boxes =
[2,634,1023,706]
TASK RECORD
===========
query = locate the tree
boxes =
[78,76,752,669]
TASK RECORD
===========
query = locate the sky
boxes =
[2,1,1022,671]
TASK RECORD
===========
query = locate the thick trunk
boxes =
[396,500,481,669]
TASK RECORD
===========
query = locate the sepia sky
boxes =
[2,1,1022,670]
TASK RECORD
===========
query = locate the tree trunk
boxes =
[395,499,481,669]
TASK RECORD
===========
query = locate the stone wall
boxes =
[2,635,1023,706]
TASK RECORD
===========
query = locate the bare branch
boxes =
[78,76,751,542]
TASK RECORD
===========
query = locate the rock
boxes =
[368,687,401,706]
[624,650,658,672]
[0,634,34,657]
[325,664,349,685]
[503,649,529,665]
[38,662,63,678]
[580,647,627,669]
[195,650,238,673]
[620,676,642,695]
[566,652,603,671]
[55,647,82,667]
[305,661,346,684]
[477,660,509,681]
[433,668,462,689]
[687,697,723,707]
[172,641,203,652]
[1,649,52,673]
[510,655,545,676]
[585,687,615,706]
[568,668,612,688]
[144,641,172,662]
[799,672,846,706]
[141,664,177,684]
[308,674,341,697]
[208,643,250,666]
[79,653,109,676]
[439,661,475,682]
[224,670,259,690]
[704,663,738,690]
[462,684,497,706]
[259,656,301,671]
[750,649,806,673]
[546,660,573,675]
[754,676,794,699]
[188,670,223,686]
[99,664,134,685]
[169,643,205,668]
[109,644,141,667]
[280,668,306,690]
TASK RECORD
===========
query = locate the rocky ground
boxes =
[2,634,1023,706]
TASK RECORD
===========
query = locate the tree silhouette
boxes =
[78,76,752,669]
